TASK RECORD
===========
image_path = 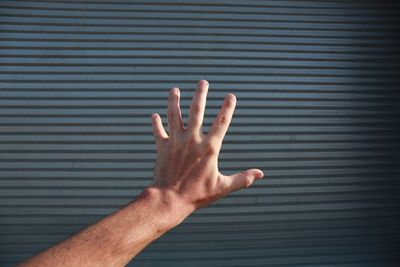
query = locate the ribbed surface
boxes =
[1,0,400,266]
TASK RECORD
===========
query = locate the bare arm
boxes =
[18,80,264,267]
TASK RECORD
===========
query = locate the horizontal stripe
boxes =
[1,0,399,266]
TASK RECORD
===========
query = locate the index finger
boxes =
[207,93,236,145]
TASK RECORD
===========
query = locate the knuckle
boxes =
[171,94,179,101]
[244,176,253,188]
[168,110,174,120]
[204,141,218,156]
[193,155,202,164]
[191,103,201,114]
[154,135,167,146]
[218,114,228,125]
[187,134,202,146]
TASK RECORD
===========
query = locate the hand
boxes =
[16,80,265,267]
[149,80,264,213]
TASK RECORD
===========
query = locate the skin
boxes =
[17,80,265,267]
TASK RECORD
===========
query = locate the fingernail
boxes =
[171,87,179,94]
[199,80,208,86]
[256,170,264,179]
[226,93,236,102]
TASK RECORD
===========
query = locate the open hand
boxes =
[149,80,264,212]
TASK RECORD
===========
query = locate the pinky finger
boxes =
[151,113,169,142]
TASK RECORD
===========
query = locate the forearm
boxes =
[17,80,264,266]
[18,187,194,267]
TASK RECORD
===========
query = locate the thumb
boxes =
[222,168,264,193]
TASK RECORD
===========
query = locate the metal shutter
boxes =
[1,1,399,266]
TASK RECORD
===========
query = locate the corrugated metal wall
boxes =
[1,0,400,266]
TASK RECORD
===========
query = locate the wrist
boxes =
[137,186,195,230]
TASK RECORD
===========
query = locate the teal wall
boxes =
[1,1,399,266]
